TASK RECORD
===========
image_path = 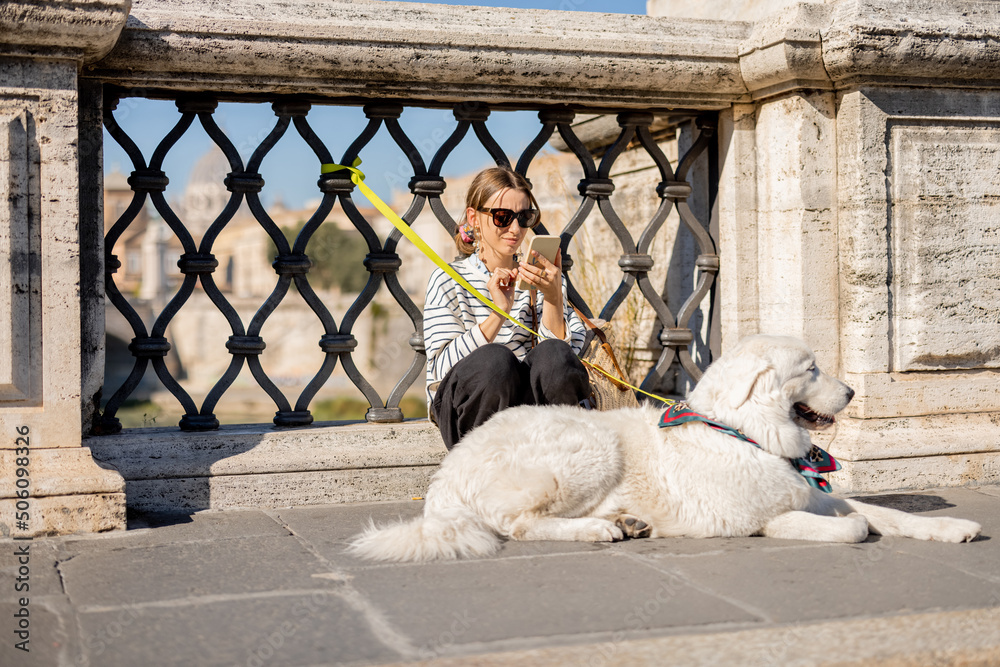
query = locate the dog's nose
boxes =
[846,387,855,402]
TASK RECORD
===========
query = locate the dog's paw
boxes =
[843,513,871,543]
[576,518,624,542]
[922,517,982,543]
[615,514,653,539]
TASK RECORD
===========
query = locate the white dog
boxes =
[350,335,982,562]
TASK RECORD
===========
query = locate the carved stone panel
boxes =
[0,106,40,403]
[888,120,1000,372]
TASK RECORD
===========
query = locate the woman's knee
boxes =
[442,343,522,396]
[526,338,582,371]
[524,339,590,404]
[471,343,521,381]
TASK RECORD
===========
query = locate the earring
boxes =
[459,220,479,255]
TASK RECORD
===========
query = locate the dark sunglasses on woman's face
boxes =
[477,207,540,229]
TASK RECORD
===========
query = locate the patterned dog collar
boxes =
[659,403,841,493]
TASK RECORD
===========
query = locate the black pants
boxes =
[431,339,591,450]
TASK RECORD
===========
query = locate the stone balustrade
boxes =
[1,0,998,535]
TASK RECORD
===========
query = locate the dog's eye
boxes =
[807,364,817,373]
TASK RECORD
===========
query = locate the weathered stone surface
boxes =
[86,420,444,479]
[833,452,1000,493]
[4,487,998,666]
[738,2,833,100]
[823,0,1000,86]
[1,11,127,536]
[843,370,1000,420]
[832,412,1000,460]
[0,493,125,538]
[716,104,760,353]
[0,0,130,63]
[655,541,1000,624]
[837,86,1000,406]
[85,419,445,512]
[375,608,1000,667]
[887,121,1000,372]
[739,90,841,372]
[0,447,123,499]
[124,466,438,513]
[648,0,825,23]
[87,0,751,109]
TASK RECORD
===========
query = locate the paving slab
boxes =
[0,601,70,667]
[974,485,1000,499]
[60,534,334,607]
[0,540,64,603]
[347,551,760,649]
[74,592,402,667]
[646,540,1000,623]
[377,607,1000,667]
[1,485,998,667]
[275,501,607,569]
[879,487,1000,584]
[58,508,289,554]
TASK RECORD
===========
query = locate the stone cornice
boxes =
[822,0,1000,88]
[739,3,833,101]
[740,0,1000,102]
[27,0,1000,109]
[85,0,751,110]
[0,0,131,64]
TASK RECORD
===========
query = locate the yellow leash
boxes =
[320,159,674,405]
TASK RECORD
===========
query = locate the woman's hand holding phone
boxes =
[517,235,561,298]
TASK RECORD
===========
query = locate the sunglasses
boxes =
[477,207,540,229]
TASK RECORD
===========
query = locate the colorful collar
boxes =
[659,403,841,493]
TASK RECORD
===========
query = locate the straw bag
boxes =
[529,296,638,410]
[571,306,639,411]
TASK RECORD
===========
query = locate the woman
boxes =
[423,167,589,449]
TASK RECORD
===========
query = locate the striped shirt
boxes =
[423,253,587,404]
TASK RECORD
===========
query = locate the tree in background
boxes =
[271,220,370,293]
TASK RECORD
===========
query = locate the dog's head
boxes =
[686,335,854,459]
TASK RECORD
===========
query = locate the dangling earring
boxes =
[459,220,479,255]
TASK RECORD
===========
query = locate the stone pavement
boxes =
[2,486,1000,667]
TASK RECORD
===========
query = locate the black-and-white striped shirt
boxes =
[423,254,587,403]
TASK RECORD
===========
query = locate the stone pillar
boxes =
[730,2,841,372]
[714,0,1000,490]
[823,0,1000,490]
[0,0,130,536]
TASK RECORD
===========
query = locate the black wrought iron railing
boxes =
[96,93,718,433]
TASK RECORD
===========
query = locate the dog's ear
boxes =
[718,353,772,410]
[690,349,773,413]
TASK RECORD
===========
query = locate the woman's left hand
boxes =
[519,248,563,307]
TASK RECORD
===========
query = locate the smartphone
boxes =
[516,234,561,290]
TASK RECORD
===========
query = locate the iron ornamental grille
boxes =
[97,93,719,433]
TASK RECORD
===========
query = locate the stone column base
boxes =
[1,448,126,537]
[827,414,1000,494]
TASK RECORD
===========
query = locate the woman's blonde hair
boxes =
[454,167,541,255]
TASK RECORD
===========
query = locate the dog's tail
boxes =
[347,508,500,562]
